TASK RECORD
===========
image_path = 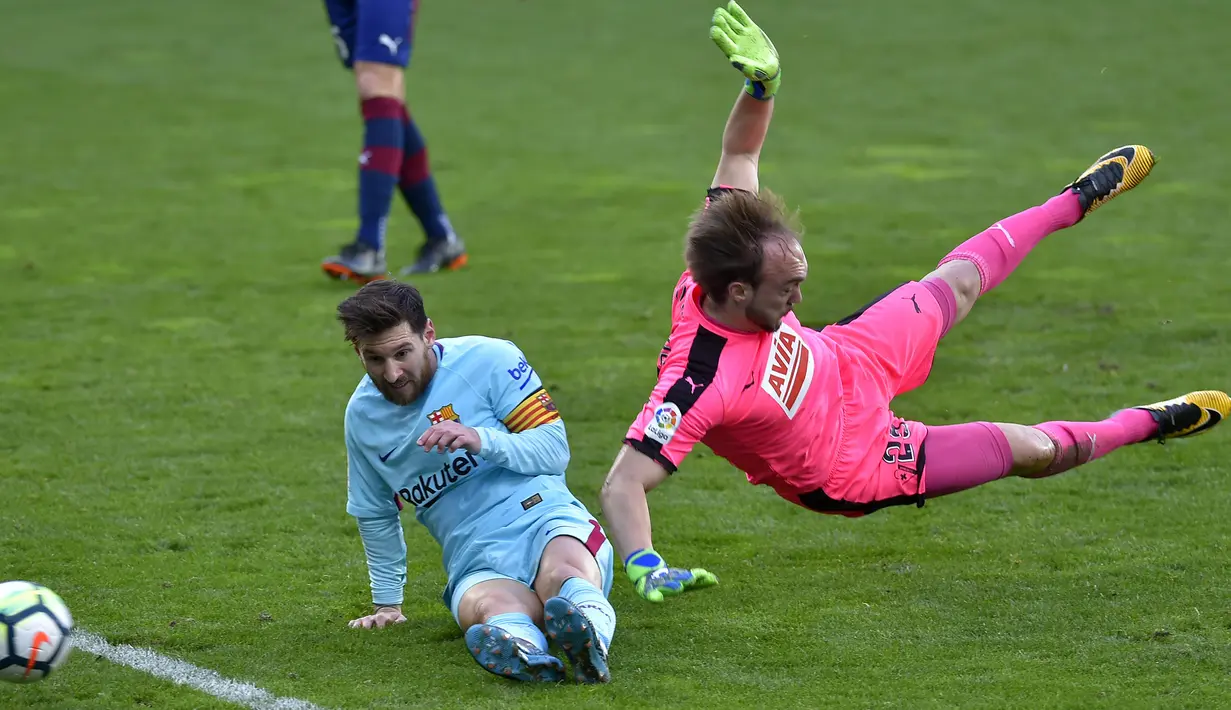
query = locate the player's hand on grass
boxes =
[710,1,780,100]
[348,604,407,630]
[625,548,719,603]
[417,421,481,454]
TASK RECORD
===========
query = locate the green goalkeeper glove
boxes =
[710,1,781,100]
[625,548,719,603]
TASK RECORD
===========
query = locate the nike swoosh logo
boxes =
[992,222,1016,248]
[1188,407,1223,436]
[23,630,50,679]
[379,447,398,463]
[1084,433,1097,463]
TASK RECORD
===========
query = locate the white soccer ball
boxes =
[0,581,74,683]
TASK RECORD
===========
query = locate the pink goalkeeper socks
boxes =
[924,409,1158,496]
[938,191,1083,294]
[1033,409,1158,475]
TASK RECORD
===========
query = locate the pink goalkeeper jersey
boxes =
[624,270,910,503]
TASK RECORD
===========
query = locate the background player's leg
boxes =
[535,535,614,684]
[397,106,456,245]
[398,104,467,274]
[396,0,467,275]
[352,62,406,256]
[321,0,392,281]
[321,0,412,283]
[457,579,564,682]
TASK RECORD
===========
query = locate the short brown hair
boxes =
[684,188,800,303]
[336,280,428,343]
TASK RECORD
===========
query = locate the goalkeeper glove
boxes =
[710,1,781,100]
[625,548,719,603]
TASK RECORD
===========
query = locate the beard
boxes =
[747,303,787,332]
[375,376,421,406]
[374,350,434,405]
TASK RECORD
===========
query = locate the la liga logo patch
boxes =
[644,402,681,445]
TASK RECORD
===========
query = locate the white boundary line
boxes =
[73,631,331,710]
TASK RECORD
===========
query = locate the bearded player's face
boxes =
[747,236,807,332]
[355,321,437,406]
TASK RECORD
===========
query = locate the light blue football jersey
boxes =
[344,335,590,604]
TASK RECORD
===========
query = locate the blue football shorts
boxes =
[443,496,615,625]
[323,0,416,69]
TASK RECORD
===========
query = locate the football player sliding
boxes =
[338,280,614,683]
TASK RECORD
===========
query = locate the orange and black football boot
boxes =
[1133,391,1231,443]
[1063,145,1156,221]
[321,240,388,284]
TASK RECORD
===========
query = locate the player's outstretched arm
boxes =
[709,1,779,194]
[344,422,409,630]
[599,446,719,602]
[348,515,409,629]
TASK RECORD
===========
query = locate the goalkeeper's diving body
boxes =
[600,2,1231,602]
[338,280,615,683]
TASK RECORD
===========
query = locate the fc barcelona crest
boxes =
[427,404,460,425]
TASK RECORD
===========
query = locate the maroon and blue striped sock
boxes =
[355,97,405,251]
[398,105,454,244]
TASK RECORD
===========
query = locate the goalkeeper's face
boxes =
[355,320,438,406]
[744,235,807,332]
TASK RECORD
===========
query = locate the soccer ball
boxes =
[0,581,74,683]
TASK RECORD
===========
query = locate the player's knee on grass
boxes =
[354,61,405,100]
[925,260,981,324]
[996,423,1057,478]
[533,536,602,604]
[457,580,543,631]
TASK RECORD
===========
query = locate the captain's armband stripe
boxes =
[504,387,561,433]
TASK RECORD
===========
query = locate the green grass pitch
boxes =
[2,0,1230,708]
